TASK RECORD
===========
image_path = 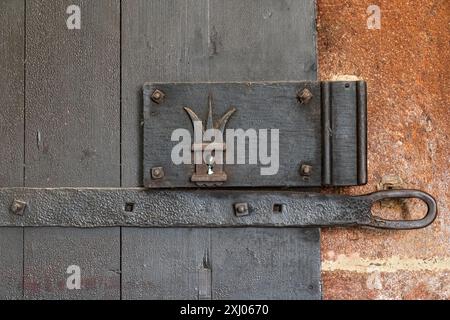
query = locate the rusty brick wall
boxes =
[317,0,449,299]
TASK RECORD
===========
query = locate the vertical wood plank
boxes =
[25,0,120,186]
[0,0,25,300]
[121,0,209,186]
[0,229,23,299]
[0,0,25,186]
[211,229,321,299]
[23,0,121,299]
[24,228,120,300]
[208,0,317,82]
[122,0,321,300]
[121,0,210,299]
[208,0,320,299]
[122,229,210,300]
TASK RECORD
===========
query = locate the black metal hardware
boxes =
[0,188,436,229]
[362,189,437,229]
[0,81,437,230]
[184,94,236,186]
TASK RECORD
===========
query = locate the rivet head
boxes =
[10,200,27,216]
[151,167,165,180]
[300,164,313,177]
[234,203,249,217]
[151,89,165,104]
[297,88,313,104]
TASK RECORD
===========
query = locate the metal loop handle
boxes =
[364,189,437,230]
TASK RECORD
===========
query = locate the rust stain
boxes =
[317,0,450,299]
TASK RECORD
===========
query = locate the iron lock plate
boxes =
[143,81,367,188]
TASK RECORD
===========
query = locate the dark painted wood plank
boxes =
[122,0,321,300]
[0,228,23,299]
[208,0,317,82]
[122,229,210,300]
[0,0,24,186]
[121,0,211,300]
[0,0,25,300]
[207,0,320,300]
[211,228,321,299]
[122,0,209,187]
[23,227,120,300]
[23,0,121,299]
[25,0,120,186]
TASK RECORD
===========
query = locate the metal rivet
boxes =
[151,167,165,180]
[297,88,313,104]
[300,164,313,177]
[234,203,249,217]
[151,89,165,104]
[10,200,27,216]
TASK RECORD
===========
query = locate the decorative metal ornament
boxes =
[184,94,236,186]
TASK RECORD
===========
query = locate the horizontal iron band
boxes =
[0,188,436,229]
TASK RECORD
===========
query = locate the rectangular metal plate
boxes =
[143,81,367,188]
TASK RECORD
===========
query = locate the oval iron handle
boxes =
[361,189,437,230]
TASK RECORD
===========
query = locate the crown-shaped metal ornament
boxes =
[184,94,236,186]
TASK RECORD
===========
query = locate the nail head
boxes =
[10,200,27,216]
[234,203,249,217]
[151,89,165,104]
[151,167,165,179]
[297,88,313,104]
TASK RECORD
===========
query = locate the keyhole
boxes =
[205,154,215,175]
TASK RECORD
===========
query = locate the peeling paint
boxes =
[329,74,362,81]
[366,270,383,290]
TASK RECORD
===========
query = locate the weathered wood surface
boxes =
[1,0,321,299]
[122,0,321,299]
[207,0,317,82]
[121,0,210,186]
[23,0,121,299]
[211,229,321,299]
[24,227,120,300]
[0,0,25,300]
[122,228,210,300]
[0,229,23,299]
[121,0,211,300]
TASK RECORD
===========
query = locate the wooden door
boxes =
[0,0,320,299]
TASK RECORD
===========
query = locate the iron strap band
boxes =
[1,189,436,230]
